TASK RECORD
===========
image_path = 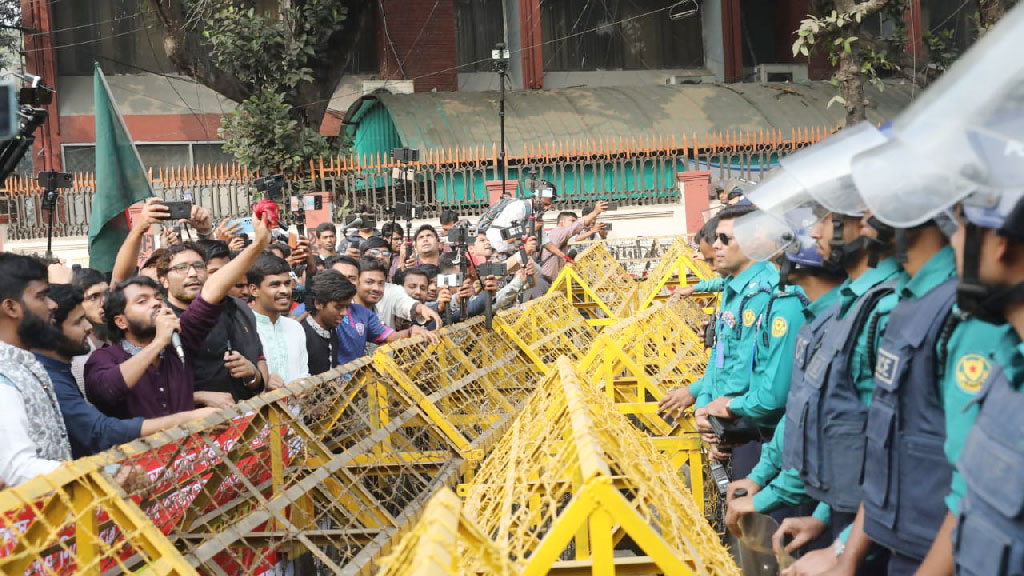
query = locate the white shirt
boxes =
[0,378,62,486]
[253,312,310,384]
[375,283,423,329]
[486,199,530,255]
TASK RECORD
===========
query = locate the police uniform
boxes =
[752,284,843,525]
[727,285,809,427]
[694,260,778,408]
[953,337,1024,576]
[861,246,957,574]
[787,256,906,538]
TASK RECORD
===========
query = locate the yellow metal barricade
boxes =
[375,487,519,576]
[495,292,597,372]
[546,242,639,327]
[462,357,740,576]
[635,236,718,311]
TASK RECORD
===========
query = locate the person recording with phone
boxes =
[111,197,214,287]
[84,210,272,420]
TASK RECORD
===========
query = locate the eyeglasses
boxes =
[717,233,733,246]
[366,249,391,258]
[168,261,207,274]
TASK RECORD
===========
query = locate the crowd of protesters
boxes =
[0,194,610,488]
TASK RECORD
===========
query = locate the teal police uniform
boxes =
[728,285,809,427]
[694,261,779,408]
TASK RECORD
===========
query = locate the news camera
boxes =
[254,174,286,201]
[476,262,507,278]
[447,223,472,246]
[499,221,526,241]
[436,272,464,288]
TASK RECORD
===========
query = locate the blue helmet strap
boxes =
[828,215,869,271]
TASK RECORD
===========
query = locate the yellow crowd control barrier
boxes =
[0,316,540,576]
[636,236,718,311]
[547,242,639,327]
[462,357,740,576]
[495,291,597,372]
[375,487,519,576]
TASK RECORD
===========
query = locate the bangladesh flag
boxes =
[88,64,152,272]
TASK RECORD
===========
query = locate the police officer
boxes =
[663,202,779,476]
[724,207,846,548]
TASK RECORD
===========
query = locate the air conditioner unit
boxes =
[361,80,415,96]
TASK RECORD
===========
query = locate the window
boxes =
[62,142,233,173]
[541,0,704,71]
[455,0,505,72]
[53,1,174,76]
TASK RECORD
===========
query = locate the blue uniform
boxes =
[751,284,843,519]
[862,246,957,564]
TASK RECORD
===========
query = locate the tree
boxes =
[792,0,907,126]
[147,0,371,176]
[0,0,22,73]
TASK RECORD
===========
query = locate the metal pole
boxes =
[499,67,506,190]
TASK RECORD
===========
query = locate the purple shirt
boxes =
[84,294,225,419]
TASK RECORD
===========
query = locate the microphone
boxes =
[170,330,185,363]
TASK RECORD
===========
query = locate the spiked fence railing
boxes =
[460,357,740,576]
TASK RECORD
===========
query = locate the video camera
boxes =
[447,223,473,246]
[476,262,507,278]
[499,221,526,241]
[347,213,377,231]
[391,202,424,220]
[708,415,767,446]
[436,272,464,288]
[254,174,286,201]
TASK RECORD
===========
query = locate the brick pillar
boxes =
[721,0,743,83]
[377,0,458,93]
[21,0,62,171]
[519,0,543,89]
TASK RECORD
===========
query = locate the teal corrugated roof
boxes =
[344,82,912,153]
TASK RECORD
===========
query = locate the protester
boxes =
[302,270,355,375]
[36,284,217,459]
[357,247,442,329]
[84,212,271,420]
[247,253,308,387]
[398,267,430,303]
[413,224,442,267]
[69,267,110,389]
[0,254,70,486]
[158,241,268,404]
[199,240,250,300]
[315,222,338,258]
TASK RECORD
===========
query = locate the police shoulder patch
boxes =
[743,308,756,327]
[771,316,788,338]
[956,354,991,394]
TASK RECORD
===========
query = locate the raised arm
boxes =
[200,212,272,305]
[112,198,168,285]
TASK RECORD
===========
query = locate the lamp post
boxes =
[492,42,510,194]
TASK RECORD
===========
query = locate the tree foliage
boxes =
[0,0,22,73]
[148,0,371,177]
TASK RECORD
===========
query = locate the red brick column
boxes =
[21,0,62,170]
[377,0,458,93]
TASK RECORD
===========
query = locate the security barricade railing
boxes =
[375,487,519,576]
[372,315,541,466]
[546,242,639,327]
[495,291,597,373]
[0,314,545,576]
[635,236,718,311]
[569,235,681,278]
[461,357,739,576]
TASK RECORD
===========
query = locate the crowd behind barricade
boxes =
[0,190,613,489]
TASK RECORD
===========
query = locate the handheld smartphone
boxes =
[160,200,193,220]
[477,262,508,278]
[230,217,254,236]
[288,231,298,249]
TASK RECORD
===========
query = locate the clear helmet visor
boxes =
[853,3,1024,227]
[734,204,825,262]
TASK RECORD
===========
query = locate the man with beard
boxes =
[302,270,355,374]
[85,212,272,420]
[0,254,69,486]
[248,253,308,386]
[159,241,268,406]
[35,284,217,458]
